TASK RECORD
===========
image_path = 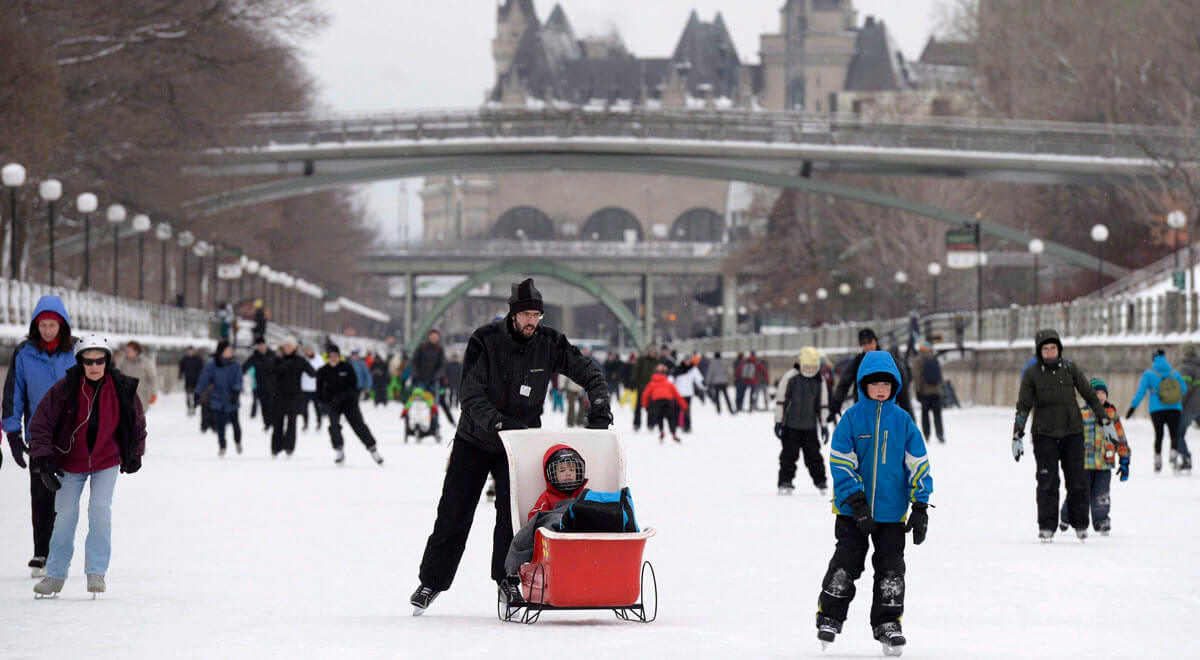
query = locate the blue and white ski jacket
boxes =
[1129,354,1186,414]
[829,351,933,522]
[3,295,76,435]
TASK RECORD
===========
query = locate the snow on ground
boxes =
[0,392,1197,659]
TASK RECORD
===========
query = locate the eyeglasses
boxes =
[515,311,543,321]
[79,357,108,366]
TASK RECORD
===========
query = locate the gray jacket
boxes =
[1180,355,1200,416]
[707,360,731,386]
[504,498,575,576]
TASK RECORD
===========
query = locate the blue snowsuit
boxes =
[819,350,933,629]
[195,355,244,451]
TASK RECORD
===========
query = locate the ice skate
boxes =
[334,448,345,465]
[370,447,384,465]
[410,584,440,616]
[87,574,106,598]
[486,479,496,503]
[816,483,829,497]
[658,429,664,443]
[218,447,226,458]
[1154,453,1162,472]
[873,621,906,657]
[29,557,46,579]
[498,577,525,606]
[33,576,64,599]
[1039,529,1054,543]
[1058,521,1069,532]
[815,614,841,650]
[672,433,681,443]
[1075,528,1088,542]
[1178,454,1192,474]
[235,441,243,455]
[778,484,795,496]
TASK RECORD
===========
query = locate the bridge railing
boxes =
[369,240,730,260]
[673,289,1200,358]
[231,107,1193,162]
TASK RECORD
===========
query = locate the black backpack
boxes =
[922,357,942,385]
[557,487,639,533]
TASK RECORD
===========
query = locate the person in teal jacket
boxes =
[815,350,933,655]
[1126,349,1187,472]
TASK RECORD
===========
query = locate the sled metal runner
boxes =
[498,561,658,624]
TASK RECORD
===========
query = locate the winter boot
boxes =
[1039,529,1055,543]
[816,614,842,649]
[1170,450,1180,471]
[87,574,106,597]
[1181,454,1193,473]
[33,576,64,598]
[29,557,46,579]
[410,584,440,616]
[370,447,384,465]
[334,449,345,465]
[498,577,525,606]
[873,621,906,656]
[1155,453,1163,472]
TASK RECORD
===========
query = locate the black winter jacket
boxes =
[410,342,445,385]
[457,318,609,453]
[243,350,277,393]
[178,354,204,387]
[317,362,360,410]
[272,353,317,414]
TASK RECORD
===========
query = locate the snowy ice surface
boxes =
[1,393,1196,659]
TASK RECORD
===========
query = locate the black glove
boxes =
[495,418,528,432]
[121,457,142,474]
[774,423,784,439]
[1125,406,1136,420]
[820,426,830,445]
[826,411,839,425]
[7,432,27,469]
[844,491,876,535]
[585,406,613,429]
[906,502,929,545]
[32,456,62,493]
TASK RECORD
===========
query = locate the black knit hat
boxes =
[858,328,878,345]
[327,344,341,355]
[215,340,230,355]
[508,278,544,315]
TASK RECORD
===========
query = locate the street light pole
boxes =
[3,163,27,279]
[178,231,194,307]
[926,263,941,312]
[106,204,126,295]
[1091,224,1109,297]
[864,277,875,319]
[155,223,172,304]
[131,214,151,299]
[1028,239,1045,306]
[1168,210,1187,292]
[975,221,983,340]
[38,179,62,286]
[838,282,852,322]
[77,193,97,290]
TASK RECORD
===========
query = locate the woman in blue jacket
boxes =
[1,295,76,576]
[1126,349,1187,472]
[195,340,243,457]
[816,351,933,655]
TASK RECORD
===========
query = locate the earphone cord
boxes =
[56,378,102,455]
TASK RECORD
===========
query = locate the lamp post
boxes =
[797,292,809,326]
[1027,239,1044,305]
[178,230,194,306]
[106,204,126,295]
[38,179,62,286]
[77,193,97,290]
[1091,224,1109,296]
[131,214,151,299]
[245,259,260,304]
[155,223,172,304]
[838,282,852,321]
[894,271,908,318]
[3,163,27,279]
[926,263,941,312]
[816,287,828,325]
[193,240,209,309]
[864,277,875,319]
[1168,209,1188,291]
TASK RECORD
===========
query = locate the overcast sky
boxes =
[302,0,946,240]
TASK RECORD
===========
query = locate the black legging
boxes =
[1150,409,1182,456]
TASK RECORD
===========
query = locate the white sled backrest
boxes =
[500,429,627,531]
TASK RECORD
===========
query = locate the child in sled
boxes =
[503,444,588,577]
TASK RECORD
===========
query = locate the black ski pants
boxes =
[632,387,647,428]
[646,399,679,435]
[1150,409,1182,457]
[301,392,324,429]
[780,428,827,488]
[710,384,734,414]
[817,516,906,626]
[418,439,512,590]
[1061,469,1112,531]
[271,410,299,455]
[917,394,944,442]
[30,468,56,558]
[213,409,242,450]
[681,396,693,432]
[328,402,377,450]
[1032,433,1089,532]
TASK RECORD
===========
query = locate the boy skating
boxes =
[816,351,933,656]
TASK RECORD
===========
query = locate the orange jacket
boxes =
[640,373,688,411]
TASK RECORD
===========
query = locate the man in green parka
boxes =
[630,345,659,431]
[1013,329,1115,542]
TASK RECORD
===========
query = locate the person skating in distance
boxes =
[409,278,611,615]
[316,345,383,466]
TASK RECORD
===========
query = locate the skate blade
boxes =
[33,593,58,600]
[881,642,904,657]
[412,606,426,617]
[820,641,829,651]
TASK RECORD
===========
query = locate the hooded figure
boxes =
[2,295,76,576]
[1127,350,1187,472]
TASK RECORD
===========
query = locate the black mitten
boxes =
[906,502,929,545]
[844,491,876,535]
[33,456,63,492]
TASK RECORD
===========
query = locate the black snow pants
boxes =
[1033,433,1089,532]
[327,402,377,451]
[647,399,679,435]
[817,516,906,626]
[780,428,827,488]
[418,438,513,591]
[271,411,299,456]
[1150,409,1182,457]
[30,468,56,558]
[632,387,646,429]
[917,394,944,442]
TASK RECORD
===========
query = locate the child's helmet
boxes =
[545,447,586,494]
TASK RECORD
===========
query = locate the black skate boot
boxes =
[815,614,842,649]
[1075,527,1088,542]
[873,620,906,657]
[410,584,440,616]
[498,577,525,606]
[1181,454,1193,474]
[28,556,46,579]
[778,483,795,496]
[1038,529,1054,543]
[1155,453,1163,472]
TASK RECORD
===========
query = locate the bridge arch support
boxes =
[405,261,645,355]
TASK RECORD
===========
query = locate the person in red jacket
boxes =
[28,334,146,598]
[641,364,689,443]
[505,444,587,575]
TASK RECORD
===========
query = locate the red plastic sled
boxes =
[498,429,658,624]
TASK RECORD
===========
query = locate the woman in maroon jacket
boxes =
[28,334,146,598]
